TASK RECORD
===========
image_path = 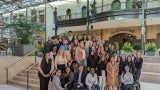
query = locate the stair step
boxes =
[143,56,160,63]
[9,79,39,90]
[32,67,38,70]
[140,72,160,83]
[18,72,39,79]
[26,70,38,74]
[142,62,160,73]
[13,76,39,85]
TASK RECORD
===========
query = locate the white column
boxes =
[46,7,54,37]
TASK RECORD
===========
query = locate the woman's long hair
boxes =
[56,49,66,59]
[98,54,106,63]
[40,53,49,69]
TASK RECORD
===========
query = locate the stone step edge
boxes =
[143,62,160,65]
[14,76,39,81]
[9,79,39,88]
[142,72,160,75]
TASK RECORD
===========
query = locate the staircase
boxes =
[8,65,39,90]
[141,56,160,84]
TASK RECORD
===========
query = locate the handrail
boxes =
[3,49,36,84]
[0,37,21,40]
[25,62,39,89]
[5,50,35,69]
[0,45,7,50]
[25,62,39,72]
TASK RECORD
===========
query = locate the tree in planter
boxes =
[8,13,41,45]
[145,42,157,56]
[7,13,41,55]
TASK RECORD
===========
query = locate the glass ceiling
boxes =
[0,0,77,14]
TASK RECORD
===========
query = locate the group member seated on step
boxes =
[50,69,65,90]
[73,65,87,90]
[61,67,74,90]
[85,67,100,90]
[121,65,134,90]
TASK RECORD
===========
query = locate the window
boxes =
[126,0,137,9]
[82,6,87,18]
[39,11,44,23]
[111,0,121,10]
[66,9,71,20]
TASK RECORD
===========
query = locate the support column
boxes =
[87,0,90,35]
[54,8,57,36]
[141,0,146,55]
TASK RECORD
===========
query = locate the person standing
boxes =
[75,41,86,66]
[97,55,107,90]
[106,55,119,90]
[38,53,54,90]
[44,36,53,53]
[55,49,67,73]
[134,52,143,83]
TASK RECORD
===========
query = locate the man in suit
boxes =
[73,65,87,90]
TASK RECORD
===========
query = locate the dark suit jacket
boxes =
[73,71,87,85]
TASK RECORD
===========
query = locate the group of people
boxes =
[38,31,143,90]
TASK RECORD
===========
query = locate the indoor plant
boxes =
[122,42,133,55]
[8,13,41,56]
[145,42,157,56]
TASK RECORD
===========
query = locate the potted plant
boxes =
[8,13,41,56]
[133,43,141,51]
[145,42,157,56]
[122,42,133,55]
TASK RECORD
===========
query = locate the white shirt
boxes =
[85,73,98,87]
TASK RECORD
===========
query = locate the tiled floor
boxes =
[0,84,25,90]
[1,82,160,90]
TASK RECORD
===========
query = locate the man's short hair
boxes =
[68,31,72,33]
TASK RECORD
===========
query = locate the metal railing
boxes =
[57,1,160,21]
[25,62,39,89]
[1,50,37,84]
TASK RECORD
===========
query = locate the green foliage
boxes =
[114,42,119,50]
[122,42,133,52]
[35,45,44,53]
[133,43,141,51]
[7,13,41,45]
[145,42,157,52]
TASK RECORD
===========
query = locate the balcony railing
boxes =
[57,0,160,21]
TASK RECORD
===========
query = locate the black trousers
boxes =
[39,75,50,90]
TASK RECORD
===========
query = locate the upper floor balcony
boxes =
[57,0,160,27]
